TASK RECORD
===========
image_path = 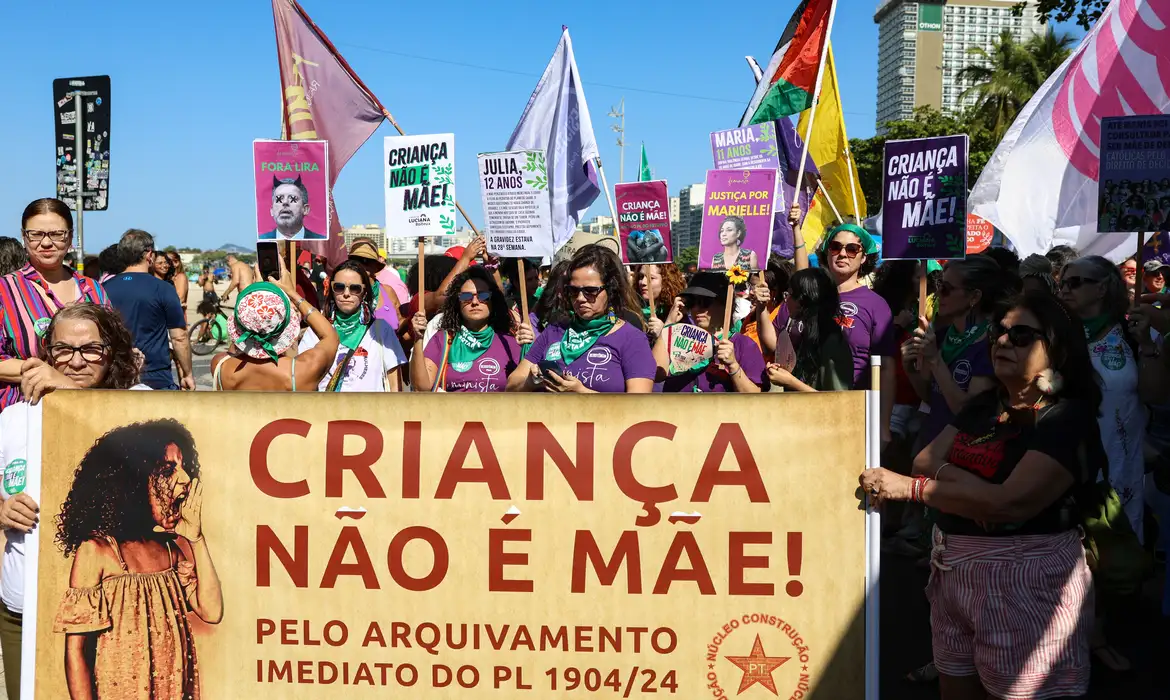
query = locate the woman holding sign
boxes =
[763,268,854,392]
[411,266,531,392]
[652,272,765,393]
[508,246,655,393]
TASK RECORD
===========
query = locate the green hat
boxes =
[822,223,878,256]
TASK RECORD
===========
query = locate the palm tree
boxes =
[958,29,1074,138]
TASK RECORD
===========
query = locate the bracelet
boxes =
[934,463,951,480]
[911,476,932,503]
[727,364,741,377]
[794,243,806,250]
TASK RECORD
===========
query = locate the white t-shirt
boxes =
[300,319,407,392]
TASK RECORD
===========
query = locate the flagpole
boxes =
[817,181,845,223]
[595,156,621,230]
[792,0,841,197]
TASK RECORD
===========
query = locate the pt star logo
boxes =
[725,634,790,695]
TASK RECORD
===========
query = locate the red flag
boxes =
[272,0,387,266]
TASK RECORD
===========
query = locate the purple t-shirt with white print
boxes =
[773,286,895,389]
[525,322,656,393]
[424,332,522,392]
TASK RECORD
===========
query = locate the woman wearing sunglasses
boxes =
[298,260,407,392]
[410,267,530,392]
[508,246,655,393]
[1060,257,1166,537]
[653,272,765,393]
[901,256,1012,452]
[861,292,1104,700]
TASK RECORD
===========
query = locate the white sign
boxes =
[478,150,554,258]
[384,133,456,238]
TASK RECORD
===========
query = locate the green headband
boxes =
[233,281,291,362]
[823,223,878,256]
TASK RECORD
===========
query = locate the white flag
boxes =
[506,28,601,252]
[969,0,1170,261]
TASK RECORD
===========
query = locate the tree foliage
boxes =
[676,246,698,269]
[1029,0,1108,30]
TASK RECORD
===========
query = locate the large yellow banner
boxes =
[30,391,868,698]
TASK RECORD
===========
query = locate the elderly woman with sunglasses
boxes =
[861,292,1105,700]
[0,199,110,411]
[299,260,407,392]
[410,266,530,392]
[508,246,655,393]
[1059,256,1168,543]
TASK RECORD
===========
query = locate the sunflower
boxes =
[725,264,749,285]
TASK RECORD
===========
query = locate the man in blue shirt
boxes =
[104,229,194,390]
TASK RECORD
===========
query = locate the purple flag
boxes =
[273,0,386,265]
[772,116,819,259]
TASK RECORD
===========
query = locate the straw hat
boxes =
[227,282,302,361]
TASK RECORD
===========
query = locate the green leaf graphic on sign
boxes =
[525,151,547,177]
[431,163,453,186]
[526,175,548,190]
[760,144,778,157]
[758,122,775,141]
[439,214,455,234]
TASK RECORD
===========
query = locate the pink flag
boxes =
[969,0,1170,261]
[272,0,386,265]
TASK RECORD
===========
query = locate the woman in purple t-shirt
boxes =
[508,246,655,394]
[653,272,765,393]
[411,267,533,392]
[901,255,1009,450]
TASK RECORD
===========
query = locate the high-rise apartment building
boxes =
[674,184,705,253]
[873,0,1043,130]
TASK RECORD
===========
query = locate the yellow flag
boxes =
[796,43,866,249]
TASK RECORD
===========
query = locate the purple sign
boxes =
[881,135,968,260]
[711,123,781,170]
[698,169,778,271]
[1098,115,1170,234]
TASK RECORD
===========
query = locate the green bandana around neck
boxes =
[1082,314,1114,341]
[370,278,382,306]
[558,315,615,365]
[233,282,291,362]
[449,325,496,370]
[940,319,989,365]
[333,308,367,351]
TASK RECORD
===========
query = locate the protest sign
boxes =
[1098,115,1170,234]
[384,134,457,238]
[699,169,778,271]
[616,181,672,264]
[53,76,110,211]
[26,390,868,699]
[966,213,994,254]
[881,135,968,260]
[711,123,782,170]
[664,323,715,374]
[479,150,554,258]
[254,139,330,241]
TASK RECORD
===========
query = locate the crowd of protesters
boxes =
[0,197,1168,699]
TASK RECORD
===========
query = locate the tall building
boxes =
[873,0,1043,130]
[674,184,706,252]
[342,224,387,252]
[669,196,680,225]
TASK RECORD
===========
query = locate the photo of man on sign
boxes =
[51,419,222,699]
[260,176,325,240]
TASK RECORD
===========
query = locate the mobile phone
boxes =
[257,242,280,282]
[537,359,563,380]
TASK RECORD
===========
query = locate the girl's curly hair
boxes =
[436,266,513,336]
[629,263,686,311]
[39,303,140,389]
[56,419,201,557]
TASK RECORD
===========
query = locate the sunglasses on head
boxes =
[1059,276,1099,291]
[331,282,364,296]
[567,285,605,301]
[458,291,492,304]
[826,241,864,258]
[990,322,1044,348]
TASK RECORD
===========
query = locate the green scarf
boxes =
[233,282,290,362]
[557,316,614,365]
[940,320,989,365]
[449,325,495,371]
[370,278,382,307]
[333,309,367,351]
[1082,314,1113,341]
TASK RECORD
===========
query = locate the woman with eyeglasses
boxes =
[0,199,110,411]
[1060,257,1166,540]
[508,246,656,394]
[711,216,758,271]
[763,268,853,392]
[861,292,1104,700]
[298,260,407,392]
[411,266,530,392]
[652,272,765,393]
[0,303,147,699]
[901,255,1014,451]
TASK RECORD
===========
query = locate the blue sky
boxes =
[0,1,1047,252]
